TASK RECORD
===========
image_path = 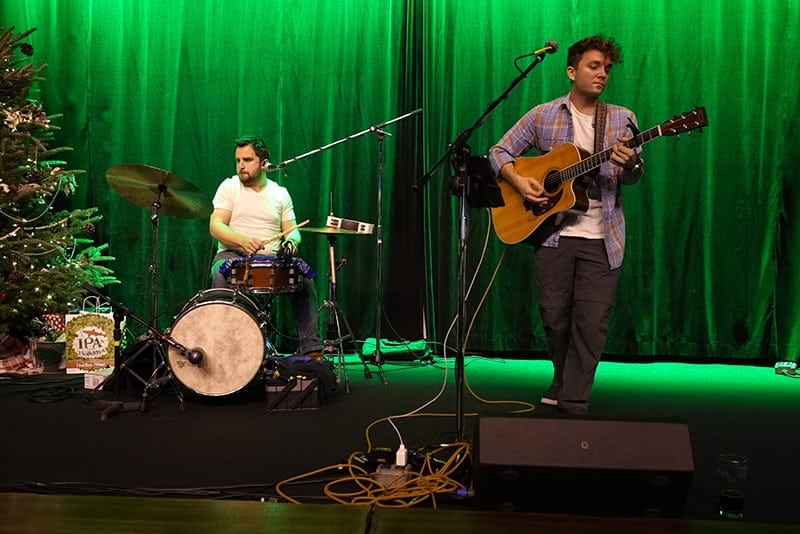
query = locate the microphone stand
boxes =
[415,49,552,441]
[268,110,422,383]
[84,284,191,415]
[266,109,422,174]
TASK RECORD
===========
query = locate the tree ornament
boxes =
[8,269,27,284]
[0,26,118,338]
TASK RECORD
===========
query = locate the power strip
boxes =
[774,361,797,375]
[373,464,410,487]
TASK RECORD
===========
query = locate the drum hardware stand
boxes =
[83,284,192,416]
[266,109,422,383]
[101,164,211,415]
[109,181,174,408]
[231,255,304,360]
[317,233,366,393]
[249,291,282,361]
[414,45,553,440]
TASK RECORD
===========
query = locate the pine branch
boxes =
[1,27,119,336]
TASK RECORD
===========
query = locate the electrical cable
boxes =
[274,443,471,508]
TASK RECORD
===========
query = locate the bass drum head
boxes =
[167,291,265,396]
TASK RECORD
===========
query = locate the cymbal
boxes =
[300,226,370,236]
[106,164,212,219]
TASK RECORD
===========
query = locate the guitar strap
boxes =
[594,101,607,153]
[581,101,607,199]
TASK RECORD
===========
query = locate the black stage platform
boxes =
[2,354,799,532]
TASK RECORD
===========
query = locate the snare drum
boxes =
[226,256,305,294]
[167,288,266,396]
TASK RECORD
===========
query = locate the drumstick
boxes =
[258,219,310,248]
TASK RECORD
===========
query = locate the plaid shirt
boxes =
[489,94,640,269]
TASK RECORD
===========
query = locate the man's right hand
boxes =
[502,163,547,205]
[239,236,263,255]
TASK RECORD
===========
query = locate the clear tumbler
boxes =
[717,453,748,519]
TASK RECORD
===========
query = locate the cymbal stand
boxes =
[107,181,175,411]
[318,233,368,392]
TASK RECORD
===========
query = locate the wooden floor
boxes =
[2,354,799,532]
[2,493,797,533]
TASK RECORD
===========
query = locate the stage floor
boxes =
[2,354,799,531]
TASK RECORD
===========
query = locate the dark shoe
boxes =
[558,400,589,416]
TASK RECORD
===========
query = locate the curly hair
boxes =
[567,35,622,69]
[235,135,270,162]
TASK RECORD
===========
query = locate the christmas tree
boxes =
[0,27,118,339]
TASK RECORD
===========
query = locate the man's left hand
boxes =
[611,136,640,170]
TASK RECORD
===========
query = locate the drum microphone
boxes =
[277,238,293,260]
[186,348,205,365]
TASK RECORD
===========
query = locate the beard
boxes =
[238,170,260,185]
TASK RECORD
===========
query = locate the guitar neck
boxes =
[557,125,661,184]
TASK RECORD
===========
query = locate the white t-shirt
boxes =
[212,176,297,255]
[559,102,605,239]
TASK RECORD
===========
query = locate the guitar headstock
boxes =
[661,107,709,136]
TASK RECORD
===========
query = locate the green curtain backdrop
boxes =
[1,0,426,351]
[422,0,800,360]
[3,0,799,362]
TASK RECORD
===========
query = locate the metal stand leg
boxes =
[136,340,185,411]
[117,337,186,410]
[319,299,354,393]
[94,176,187,417]
[318,234,381,392]
[82,285,200,417]
[93,333,187,419]
[243,292,283,387]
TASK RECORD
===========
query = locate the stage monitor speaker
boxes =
[474,416,694,518]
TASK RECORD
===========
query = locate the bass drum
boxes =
[167,288,266,396]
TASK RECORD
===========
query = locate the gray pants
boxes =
[210,250,322,355]
[535,237,620,414]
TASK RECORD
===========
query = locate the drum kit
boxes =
[95,111,428,413]
[100,163,370,409]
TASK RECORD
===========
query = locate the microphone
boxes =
[186,348,205,365]
[541,40,559,54]
[277,238,293,260]
[514,41,559,70]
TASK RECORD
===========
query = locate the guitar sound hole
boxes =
[543,171,561,194]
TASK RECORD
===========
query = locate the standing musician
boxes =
[489,35,644,415]
[209,136,322,357]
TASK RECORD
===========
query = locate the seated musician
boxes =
[209,136,322,357]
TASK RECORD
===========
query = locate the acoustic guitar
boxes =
[490,107,709,244]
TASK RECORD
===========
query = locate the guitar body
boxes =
[491,143,589,245]
[489,107,709,245]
